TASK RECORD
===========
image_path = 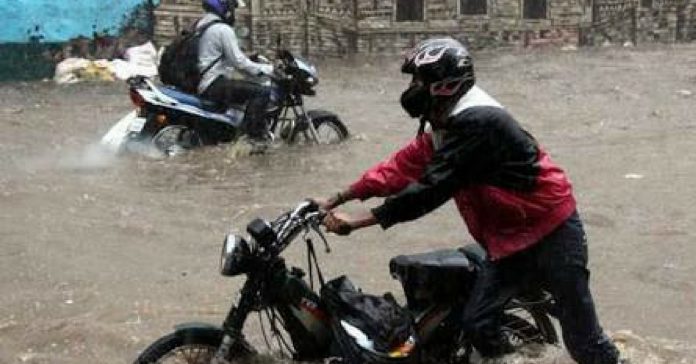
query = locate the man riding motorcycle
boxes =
[317,38,624,363]
[197,0,275,146]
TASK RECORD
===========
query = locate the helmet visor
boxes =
[430,77,467,96]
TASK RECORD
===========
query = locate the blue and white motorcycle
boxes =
[101,50,348,155]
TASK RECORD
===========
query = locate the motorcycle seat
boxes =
[159,86,224,112]
[390,249,480,307]
[389,249,475,280]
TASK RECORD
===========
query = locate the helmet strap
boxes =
[417,117,427,136]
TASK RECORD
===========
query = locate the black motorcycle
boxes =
[101,51,348,155]
[134,201,558,364]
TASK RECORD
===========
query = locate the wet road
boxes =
[1,45,696,363]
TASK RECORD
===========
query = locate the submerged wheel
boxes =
[500,301,558,348]
[151,125,202,156]
[312,115,349,144]
[419,300,558,364]
[134,330,256,364]
[286,110,348,145]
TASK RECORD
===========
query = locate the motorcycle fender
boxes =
[172,322,257,355]
[99,110,138,153]
[307,109,339,121]
[172,322,224,342]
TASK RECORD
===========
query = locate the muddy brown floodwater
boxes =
[1,44,696,364]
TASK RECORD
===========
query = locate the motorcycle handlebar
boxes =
[274,201,323,240]
[269,67,289,83]
[250,201,331,258]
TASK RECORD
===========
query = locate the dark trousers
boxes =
[463,211,620,364]
[202,77,271,140]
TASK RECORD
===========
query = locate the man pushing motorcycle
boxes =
[316,38,625,364]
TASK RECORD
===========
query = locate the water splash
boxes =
[229,331,694,364]
[17,142,122,173]
[56,143,121,170]
[471,331,695,364]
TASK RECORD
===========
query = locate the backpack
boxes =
[158,20,223,93]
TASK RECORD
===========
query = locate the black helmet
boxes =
[400,38,475,120]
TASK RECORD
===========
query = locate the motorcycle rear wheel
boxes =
[432,303,557,364]
[134,331,256,364]
[152,125,202,156]
[501,305,558,347]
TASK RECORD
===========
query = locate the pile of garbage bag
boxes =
[54,42,159,84]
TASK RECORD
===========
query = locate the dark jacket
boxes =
[349,86,576,260]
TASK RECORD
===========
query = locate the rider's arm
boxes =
[347,132,435,201]
[215,24,273,77]
[370,126,492,229]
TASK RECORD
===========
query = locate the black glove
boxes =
[272,63,288,80]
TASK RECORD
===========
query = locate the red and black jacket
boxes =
[349,87,576,260]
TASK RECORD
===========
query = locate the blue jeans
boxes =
[463,211,620,364]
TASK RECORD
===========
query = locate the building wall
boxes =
[580,0,696,45]
[354,0,583,52]
[1,0,158,43]
[154,0,696,55]
[153,0,253,48]
[250,0,357,56]
[154,0,356,56]
[154,0,581,54]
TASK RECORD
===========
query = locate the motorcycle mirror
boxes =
[275,34,282,54]
[278,49,294,63]
[236,26,250,38]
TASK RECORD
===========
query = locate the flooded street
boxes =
[1,45,696,363]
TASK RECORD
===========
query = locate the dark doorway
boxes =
[523,0,547,19]
[396,0,425,21]
[461,0,487,15]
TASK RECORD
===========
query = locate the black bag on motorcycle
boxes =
[320,276,417,364]
[158,20,222,93]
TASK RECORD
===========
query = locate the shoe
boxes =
[247,137,271,154]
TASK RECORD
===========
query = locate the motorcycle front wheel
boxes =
[286,110,349,145]
[134,330,256,364]
[312,115,349,144]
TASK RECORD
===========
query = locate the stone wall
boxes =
[580,0,696,45]
[249,0,357,57]
[154,0,355,56]
[353,0,583,52]
[153,0,252,49]
[153,0,696,55]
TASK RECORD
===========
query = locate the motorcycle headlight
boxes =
[220,234,252,277]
